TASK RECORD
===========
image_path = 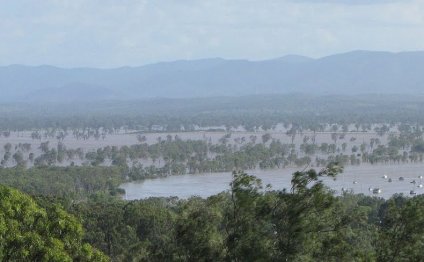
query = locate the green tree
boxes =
[0,184,108,261]
[175,197,225,261]
[270,163,367,261]
[224,170,273,261]
[377,195,424,261]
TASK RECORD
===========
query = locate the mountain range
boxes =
[1,50,424,102]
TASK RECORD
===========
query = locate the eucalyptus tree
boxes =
[0,184,108,261]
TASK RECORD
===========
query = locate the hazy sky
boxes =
[1,0,423,67]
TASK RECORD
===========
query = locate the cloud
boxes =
[0,0,423,67]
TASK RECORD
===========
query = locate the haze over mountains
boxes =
[1,50,424,102]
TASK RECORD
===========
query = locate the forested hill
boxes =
[2,50,424,102]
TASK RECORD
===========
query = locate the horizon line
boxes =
[1,49,423,70]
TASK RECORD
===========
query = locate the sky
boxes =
[0,0,423,68]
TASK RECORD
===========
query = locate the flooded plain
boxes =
[0,129,390,167]
[121,163,424,199]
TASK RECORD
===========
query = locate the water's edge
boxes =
[121,163,424,200]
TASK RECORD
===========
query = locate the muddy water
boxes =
[121,163,424,199]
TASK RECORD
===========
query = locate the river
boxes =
[120,163,424,199]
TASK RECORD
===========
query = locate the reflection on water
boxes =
[120,164,424,200]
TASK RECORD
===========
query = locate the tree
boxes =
[0,184,108,261]
[376,195,424,261]
[71,198,139,260]
[3,143,11,153]
[175,197,225,261]
[224,170,273,261]
[124,199,178,261]
[261,133,272,144]
[270,163,367,261]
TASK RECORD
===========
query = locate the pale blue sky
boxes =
[0,0,422,67]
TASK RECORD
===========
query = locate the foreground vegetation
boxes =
[0,184,107,261]
[2,163,424,261]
